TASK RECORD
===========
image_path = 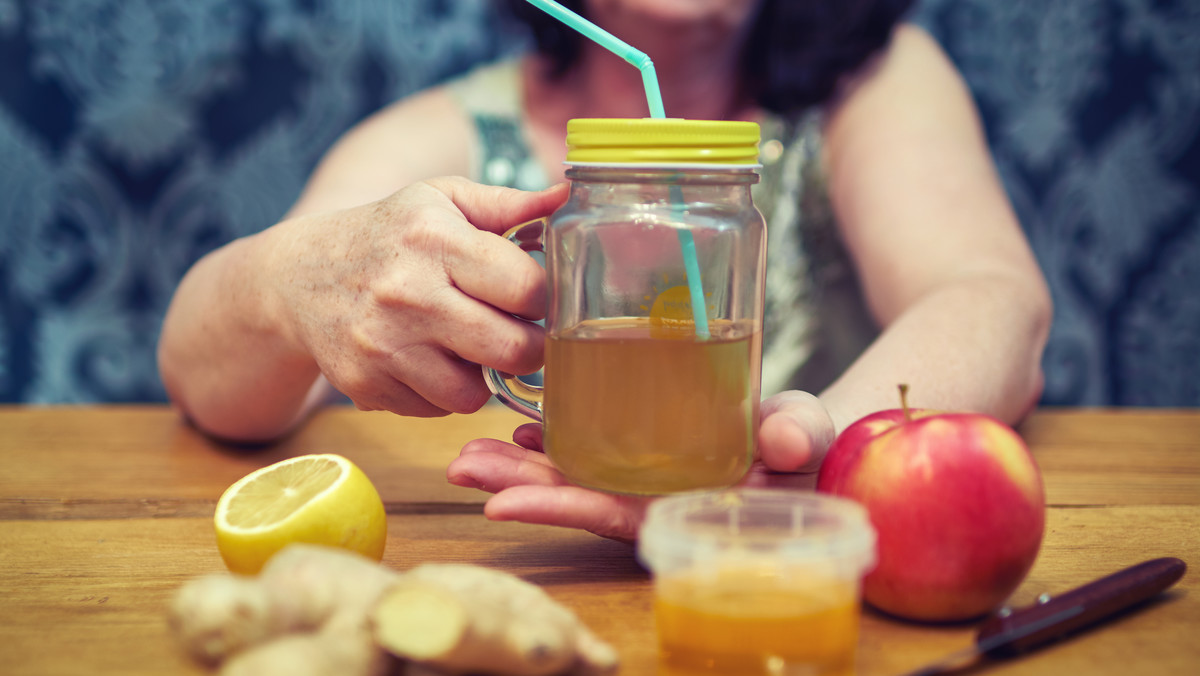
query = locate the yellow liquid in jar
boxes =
[543,317,759,495]
[655,567,861,676]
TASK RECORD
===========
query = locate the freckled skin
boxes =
[816,409,1045,622]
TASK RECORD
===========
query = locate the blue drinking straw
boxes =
[524,0,666,117]
[524,0,710,339]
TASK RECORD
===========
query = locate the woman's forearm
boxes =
[157,227,325,442]
[819,270,1051,434]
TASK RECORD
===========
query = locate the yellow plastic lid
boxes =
[565,118,761,165]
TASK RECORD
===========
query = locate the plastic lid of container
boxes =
[637,488,877,575]
[565,118,761,165]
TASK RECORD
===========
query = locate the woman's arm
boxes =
[815,24,1051,432]
[157,88,564,442]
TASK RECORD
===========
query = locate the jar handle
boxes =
[482,218,547,421]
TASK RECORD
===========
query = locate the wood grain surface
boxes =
[1,405,1197,675]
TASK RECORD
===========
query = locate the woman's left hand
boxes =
[446,390,837,542]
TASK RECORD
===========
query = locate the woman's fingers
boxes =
[446,228,549,321]
[448,434,647,542]
[428,297,546,377]
[430,178,565,319]
[320,341,489,416]
[448,439,562,493]
[457,423,545,457]
[482,486,648,544]
[757,390,837,473]
[511,422,544,451]
[427,177,567,235]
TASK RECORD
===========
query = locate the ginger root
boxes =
[168,544,617,676]
[169,544,400,675]
[373,564,618,676]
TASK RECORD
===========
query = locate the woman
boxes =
[158,0,1051,541]
[445,0,1052,540]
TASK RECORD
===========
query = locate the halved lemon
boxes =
[214,454,387,575]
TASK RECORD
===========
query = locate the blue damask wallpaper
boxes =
[919,0,1200,406]
[0,0,526,402]
[1,0,1197,405]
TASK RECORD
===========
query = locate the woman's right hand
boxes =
[261,177,567,417]
[447,390,833,543]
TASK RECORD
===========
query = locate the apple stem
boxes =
[899,383,912,422]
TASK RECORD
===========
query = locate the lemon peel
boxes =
[214,454,386,574]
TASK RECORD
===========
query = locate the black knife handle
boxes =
[978,557,1186,658]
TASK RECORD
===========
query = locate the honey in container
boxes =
[639,489,877,675]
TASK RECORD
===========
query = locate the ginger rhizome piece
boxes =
[373,563,618,676]
[167,544,617,676]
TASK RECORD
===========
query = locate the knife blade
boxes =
[897,556,1187,676]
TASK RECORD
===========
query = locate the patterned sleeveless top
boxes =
[447,60,877,396]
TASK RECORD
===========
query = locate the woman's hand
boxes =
[264,178,567,417]
[159,177,567,441]
[446,390,836,542]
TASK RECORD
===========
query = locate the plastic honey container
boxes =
[638,489,877,675]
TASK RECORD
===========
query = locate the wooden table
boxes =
[1,406,1197,675]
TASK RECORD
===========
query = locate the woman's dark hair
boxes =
[506,0,917,116]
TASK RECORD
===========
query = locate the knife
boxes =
[897,556,1187,676]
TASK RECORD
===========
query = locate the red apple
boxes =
[816,386,1045,622]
